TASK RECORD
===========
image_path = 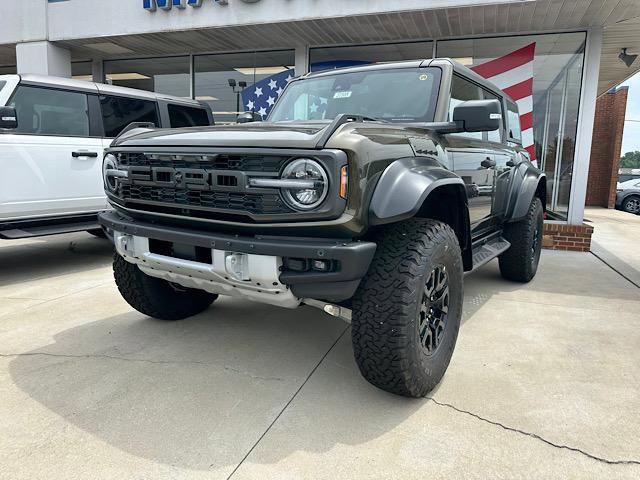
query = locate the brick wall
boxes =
[585,86,628,208]
[542,222,593,252]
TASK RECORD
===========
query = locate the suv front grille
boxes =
[112,152,294,220]
[118,152,289,172]
[120,184,286,215]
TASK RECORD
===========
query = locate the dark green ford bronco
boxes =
[99,59,545,397]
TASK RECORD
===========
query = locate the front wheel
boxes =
[499,197,544,283]
[622,195,640,215]
[113,254,218,320]
[351,219,464,398]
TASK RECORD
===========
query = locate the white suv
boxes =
[0,75,212,239]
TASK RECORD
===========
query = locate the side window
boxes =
[448,75,483,140]
[168,104,210,128]
[9,85,89,136]
[507,100,522,143]
[100,95,159,138]
[483,89,503,143]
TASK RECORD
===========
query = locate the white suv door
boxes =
[0,84,107,221]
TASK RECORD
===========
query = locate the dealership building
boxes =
[2,0,640,244]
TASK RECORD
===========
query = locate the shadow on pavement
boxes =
[9,299,422,471]
[0,234,113,287]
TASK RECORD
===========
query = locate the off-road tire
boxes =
[351,219,464,398]
[622,195,640,215]
[113,254,217,320]
[499,197,543,283]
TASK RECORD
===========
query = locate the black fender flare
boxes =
[506,162,546,222]
[369,157,467,225]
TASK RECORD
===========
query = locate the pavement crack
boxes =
[427,397,640,466]
[226,325,350,480]
[0,352,284,381]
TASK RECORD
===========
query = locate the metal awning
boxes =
[2,1,640,94]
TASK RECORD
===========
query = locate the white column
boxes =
[567,27,602,225]
[16,41,72,77]
[92,59,104,83]
[294,44,309,77]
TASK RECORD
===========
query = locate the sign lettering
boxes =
[143,0,260,11]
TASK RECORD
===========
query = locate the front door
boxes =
[0,85,107,221]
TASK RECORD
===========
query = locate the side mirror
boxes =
[0,106,17,130]
[453,99,501,132]
[236,111,262,124]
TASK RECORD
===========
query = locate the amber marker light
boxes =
[340,165,348,199]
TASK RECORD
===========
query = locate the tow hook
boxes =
[303,299,352,323]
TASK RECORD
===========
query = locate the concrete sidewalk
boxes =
[586,206,640,287]
[0,232,639,479]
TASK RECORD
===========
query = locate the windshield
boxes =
[268,67,441,123]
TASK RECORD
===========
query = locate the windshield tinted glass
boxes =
[269,67,441,123]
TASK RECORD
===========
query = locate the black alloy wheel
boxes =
[419,265,450,356]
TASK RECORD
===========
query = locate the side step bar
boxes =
[470,236,511,272]
[0,219,100,239]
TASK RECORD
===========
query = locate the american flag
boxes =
[240,69,295,120]
[471,42,537,163]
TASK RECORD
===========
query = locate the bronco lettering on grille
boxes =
[125,167,273,193]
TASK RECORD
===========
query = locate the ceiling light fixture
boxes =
[619,48,638,68]
[233,66,293,76]
[106,73,150,81]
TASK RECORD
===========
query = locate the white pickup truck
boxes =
[0,74,212,239]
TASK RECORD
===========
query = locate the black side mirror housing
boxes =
[236,111,262,124]
[453,99,501,132]
[0,106,17,130]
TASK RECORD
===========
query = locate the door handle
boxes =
[481,157,496,168]
[72,151,98,158]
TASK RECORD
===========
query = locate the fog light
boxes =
[225,252,250,281]
[312,259,329,272]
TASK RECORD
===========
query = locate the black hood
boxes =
[111,122,332,149]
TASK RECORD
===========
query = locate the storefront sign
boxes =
[143,0,260,11]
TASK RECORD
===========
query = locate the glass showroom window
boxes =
[71,61,92,80]
[194,50,295,124]
[310,41,433,72]
[437,32,586,220]
[104,56,191,98]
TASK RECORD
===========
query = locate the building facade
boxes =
[1,0,640,230]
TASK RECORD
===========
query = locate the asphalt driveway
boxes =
[0,230,639,479]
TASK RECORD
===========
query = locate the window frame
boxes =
[448,73,506,144]
[7,83,97,139]
[98,93,161,139]
[166,102,213,128]
[505,98,523,145]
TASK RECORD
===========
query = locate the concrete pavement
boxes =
[585,206,640,287]
[0,231,639,479]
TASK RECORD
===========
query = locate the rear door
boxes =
[0,84,106,220]
[482,89,517,223]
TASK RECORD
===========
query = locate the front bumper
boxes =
[99,210,376,304]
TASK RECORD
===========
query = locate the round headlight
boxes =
[281,158,328,210]
[102,153,118,192]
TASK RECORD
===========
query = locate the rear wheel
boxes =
[113,254,217,320]
[622,195,640,214]
[351,219,463,398]
[499,197,543,283]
